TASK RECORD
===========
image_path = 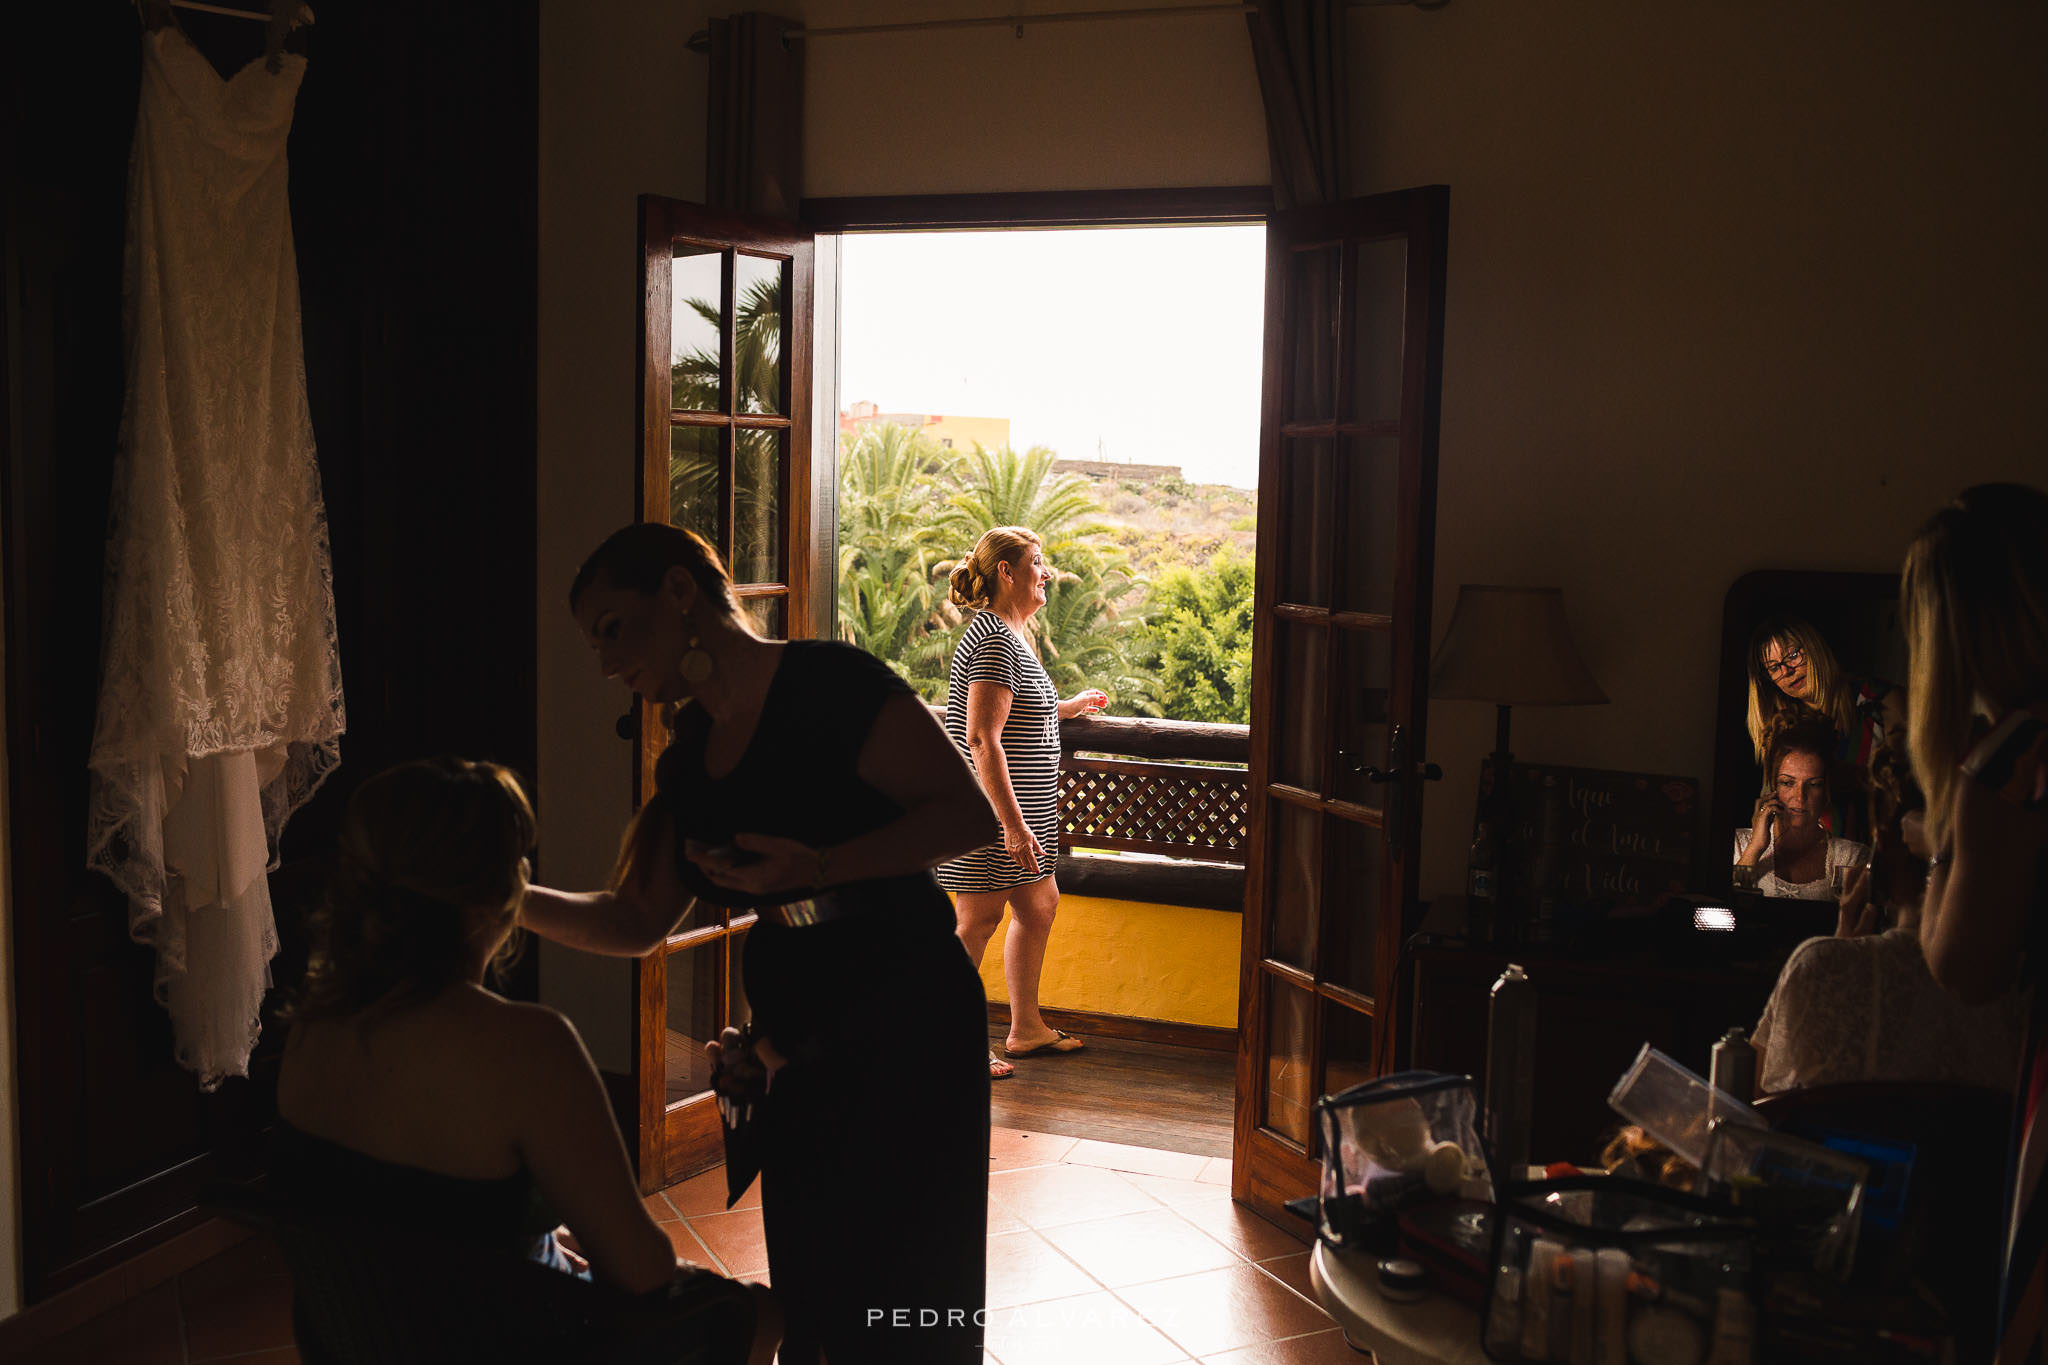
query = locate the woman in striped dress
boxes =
[937,527,1106,1079]
[1907,484,2048,1362]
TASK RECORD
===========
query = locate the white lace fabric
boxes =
[88,29,344,1090]
[1754,928,2025,1094]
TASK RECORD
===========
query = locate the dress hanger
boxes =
[135,0,315,72]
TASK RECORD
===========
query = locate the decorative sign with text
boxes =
[1480,760,1701,912]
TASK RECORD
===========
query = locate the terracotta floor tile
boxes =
[13,1282,183,1365]
[643,1190,680,1221]
[1197,1158,1234,1187]
[987,1162,1159,1231]
[985,1199,1030,1235]
[982,1289,1190,1365]
[1122,1169,1239,1210]
[1117,1263,1332,1359]
[1168,1199,1311,1262]
[1040,1209,1242,1288]
[180,1237,296,1362]
[1198,1328,1369,1363]
[661,1164,762,1216]
[985,1229,1099,1309]
[664,1218,720,1268]
[1062,1139,1209,1181]
[685,1205,771,1277]
[1254,1252,1316,1305]
[991,1126,1079,1171]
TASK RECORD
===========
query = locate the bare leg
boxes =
[1003,876,1065,1052]
[953,890,1009,968]
[953,890,1014,1077]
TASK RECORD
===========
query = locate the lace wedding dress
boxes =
[87,25,344,1090]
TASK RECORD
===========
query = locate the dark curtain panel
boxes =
[1246,0,1348,210]
[705,13,805,218]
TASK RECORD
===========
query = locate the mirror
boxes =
[1710,570,1906,898]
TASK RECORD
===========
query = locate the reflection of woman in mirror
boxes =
[1745,615,1905,841]
[1901,484,2048,1363]
[1734,718,1871,899]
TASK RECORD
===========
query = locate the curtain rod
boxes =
[687,0,1439,50]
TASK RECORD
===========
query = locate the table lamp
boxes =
[1429,585,1608,928]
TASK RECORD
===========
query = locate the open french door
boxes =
[629,195,816,1190]
[1233,187,1450,1223]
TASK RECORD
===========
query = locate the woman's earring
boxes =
[679,632,714,685]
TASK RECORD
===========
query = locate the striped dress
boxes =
[937,611,1061,893]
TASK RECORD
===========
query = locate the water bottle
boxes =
[1486,964,1537,1176]
[1710,1027,1756,1104]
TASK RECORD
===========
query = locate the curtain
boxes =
[706,12,805,218]
[1246,0,1349,210]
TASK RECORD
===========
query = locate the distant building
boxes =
[1052,458,1184,483]
[840,400,1010,453]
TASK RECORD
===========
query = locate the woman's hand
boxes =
[1058,689,1110,721]
[688,833,820,897]
[1742,797,1779,863]
[1004,822,1044,876]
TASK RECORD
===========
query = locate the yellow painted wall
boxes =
[925,415,1012,452]
[966,894,1241,1030]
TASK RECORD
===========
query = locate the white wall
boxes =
[1347,0,2048,896]
[537,0,718,1069]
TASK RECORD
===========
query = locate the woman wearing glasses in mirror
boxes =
[1745,615,1906,843]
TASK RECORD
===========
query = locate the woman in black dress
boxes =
[520,523,998,1365]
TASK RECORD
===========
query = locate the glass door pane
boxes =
[670,245,726,413]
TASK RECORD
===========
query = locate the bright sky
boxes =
[839,225,1266,488]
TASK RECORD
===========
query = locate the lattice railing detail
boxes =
[1060,756,1250,863]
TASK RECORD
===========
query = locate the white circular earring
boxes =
[679,632,714,684]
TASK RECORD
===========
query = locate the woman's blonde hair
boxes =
[947,526,1041,610]
[1745,615,1855,763]
[1902,484,2048,851]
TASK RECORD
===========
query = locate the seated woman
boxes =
[1734,718,1873,899]
[274,758,772,1363]
[1745,614,1905,843]
[1752,872,2023,1094]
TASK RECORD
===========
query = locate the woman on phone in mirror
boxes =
[1746,615,1906,844]
[1735,718,1872,902]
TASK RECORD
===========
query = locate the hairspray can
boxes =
[1710,1027,1756,1105]
[1486,964,1537,1177]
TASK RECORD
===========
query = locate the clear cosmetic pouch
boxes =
[1313,1070,1491,1249]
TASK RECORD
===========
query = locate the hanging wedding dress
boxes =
[88,23,345,1090]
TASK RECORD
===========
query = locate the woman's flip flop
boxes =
[1004,1029,1084,1059]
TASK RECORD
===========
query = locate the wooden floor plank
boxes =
[988,1032,1236,1158]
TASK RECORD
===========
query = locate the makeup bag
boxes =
[1312,1070,1492,1250]
[1482,1175,1755,1364]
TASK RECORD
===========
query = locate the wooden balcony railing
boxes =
[1057,715,1250,913]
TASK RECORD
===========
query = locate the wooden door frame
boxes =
[634,195,815,1190]
[1232,187,1450,1227]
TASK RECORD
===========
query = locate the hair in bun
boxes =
[947,526,1041,610]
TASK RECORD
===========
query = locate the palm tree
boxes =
[940,445,1111,563]
[837,424,958,697]
[668,274,784,575]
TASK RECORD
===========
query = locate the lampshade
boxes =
[1428,585,1608,706]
